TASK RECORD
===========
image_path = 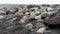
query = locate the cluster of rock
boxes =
[0,4,60,34]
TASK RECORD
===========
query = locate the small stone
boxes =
[19,19,26,24]
[13,18,17,20]
[25,23,33,31]
[47,7,55,12]
[30,7,38,11]
[35,15,41,19]
[36,22,45,29]
[41,12,49,19]
[13,12,23,17]
[0,15,5,19]
[0,11,6,15]
[10,9,17,14]
[44,30,52,34]
[35,11,40,15]
[29,15,36,21]
[6,26,14,29]
[25,12,30,15]
[37,27,46,34]
[30,11,35,16]
[22,16,28,20]
[37,19,43,22]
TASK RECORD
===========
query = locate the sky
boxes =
[0,0,60,4]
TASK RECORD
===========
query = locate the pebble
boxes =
[13,12,23,17]
[41,12,49,19]
[44,30,52,34]
[25,12,30,15]
[22,16,28,20]
[37,19,43,22]
[35,15,41,19]
[36,22,45,29]
[35,11,41,15]
[37,27,46,34]
[47,7,55,12]
[0,15,5,19]
[30,7,38,11]
[19,19,26,24]
[25,23,34,31]
[0,11,6,15]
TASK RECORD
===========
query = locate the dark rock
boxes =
[44,9,60,28]
[36,22,45,29]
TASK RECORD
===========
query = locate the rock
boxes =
[6,9,10,15]
[39,8,45,13]
[25,12,30,15]
[35,15,41,19]
[47,7,55,12]
[37,27,46,34]
[41,12,49,19]
[30,11,35,16]
[10,9,18,14]
[29,12,36,21]
[30,7,38,11]
[36,22,45,29]
[25,23,34,31]
[28,17,36,21]
[44,30,53,34]
[6,25,24,31]
[44,9,60,28]
[12,18,17,20]
[13,12,23,17]
[0,11,6,15]
[22,16,28,20]
[35,11,41,15]
[37,19,43,22]
[19,19,26,24]
[44,30,59,34]
[0,15,5,19]
[21,6,28,12]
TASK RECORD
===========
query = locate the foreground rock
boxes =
[37,27,46,34]
[44,9,60,28]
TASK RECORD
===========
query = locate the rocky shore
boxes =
[0,4,60,34]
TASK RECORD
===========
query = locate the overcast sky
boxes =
[0,0,60,4]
